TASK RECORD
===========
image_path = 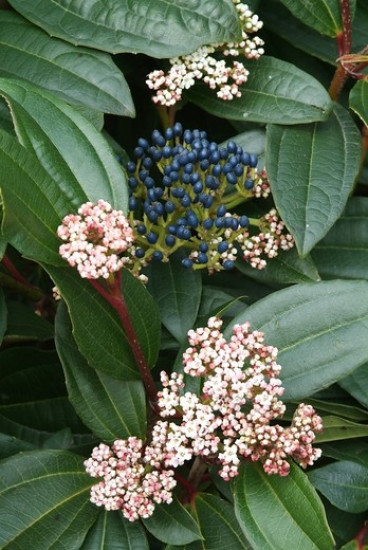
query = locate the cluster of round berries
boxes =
[85,318,322,521]
[146,1,264,105]
[57,200,135,279]
[126,123,293,273]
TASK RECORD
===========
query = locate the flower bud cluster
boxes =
[57,200,135,279]
[146,1,264,105]
[85,318,322,520]
[127,124,293,274]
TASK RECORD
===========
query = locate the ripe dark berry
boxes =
[147,232,158,244]
[165,201,175,213]
[137,224,147,235]
[126,161,136,173]
[182,258,193,268]
[239,215,249,227]
[165,235,176,247]
[203,218,214,229]
[129,197,138,210]
[135,248,145,258]
[153,251,164,261]
[249,154,258,167]
[218,241,229,253]
[199,242,209,253]
[198,252,208,263]
[245,179,254,189]
[217,205,227,217]
[223,259,234,270]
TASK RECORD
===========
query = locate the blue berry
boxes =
[152,130,165,147]
[128,177,138,188]
[147,232,158,244]
[170,171,179,182]
[204,195,214,208]
[162,175,172,187]
[193,181,203,194]
[135,248,145,258]
[219,148,228,159]
[142,157,153,169]
[199,242,208,253]
[183,129,193,143]
[126,161,136,173]
[138,137,149,150]
[134,146,145,158]
[223,259,234,270]
[209,150,220,164]
[212,164,222,177]
[200,159,210,171]
[153,251,164,261]
[227,140,237,153]
[234,164,244,177]
[137,224,147,235]
[168,225,177,235]
[197,252,208,264]
[226,172,238,185]
[165,128,174,140]
[230,218,239,230]
[240,152,250,165]
[176,226,191,240]
[249,154,258,167]
[215,217,224,228]
[218,241,229,253]
[184,163,193,174]
[147,188,157,201]
[229,155,239,167]
[187,212,199,228]
[150,148,163,162]
[172,187,185,199]
[129,197,138,210]
[181,194,191,207]
[147,210,158,222]
[165,235,176,247]
[190,173,200,184]
[182,258,193,268]
[173,122,183,136]
[178,153,189,166]
[176,217,186,225]
[217,204,227,217]
[188,151,197,163]
[154,203,164,216]
[239,215,249,227]
[162,145,172,158]
[203,218,214,230]
[165,201,175,213]
[224,216,233,228]
[199,148,209,160]
[245,179,254,189]
[145,177,156,189]
[181,173,191,185]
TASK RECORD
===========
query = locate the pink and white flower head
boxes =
[146,1,264,106]
[57,200,134,279]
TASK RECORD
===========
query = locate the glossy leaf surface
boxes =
[0,450,98,549]
[7,0,241,58]
[226,280,368,400]
[0,11,135,116]
[267,104,361,255]
[189,56,332,124]
[55,302,146,441]
[82,510,149,549]
[234,462,334,550]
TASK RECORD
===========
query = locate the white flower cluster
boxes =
[146,1,264,105]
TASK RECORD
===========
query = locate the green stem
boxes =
[0,271,43,301]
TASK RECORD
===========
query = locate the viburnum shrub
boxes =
[0,1,367,549]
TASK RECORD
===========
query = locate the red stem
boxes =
[2,255,34,288]
[355,524,368,549]
[340,0,352,56]
[89,273,158,405]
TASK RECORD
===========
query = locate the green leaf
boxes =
[315,416,368,443]
[0,449,98,549]
[350,80,368,132]
[226,280,368,400]
[189,56,332,124]
[143,498,202,545]
[303,398,368,422]
[46,265,160,379]
[0,288,7,345]
[280,0,356,36]
[0,11,135,116]
[55,302,147,441]
[146,251,202,343]
[7,0,241,58]
[236,248,321,285]
[234,461,334,550]
[267,103,361,256]
[260,0,367,65]
[321,440,368,467]
[193,493,250,549]
[339,362,368,408]
[308,460,368,513]
[312,198,368,280]
[5,300,54,341]
[0,78,128,210]
[0,131,68,265]
[82,510,149,550]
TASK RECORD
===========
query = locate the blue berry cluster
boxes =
[125,124,268,271]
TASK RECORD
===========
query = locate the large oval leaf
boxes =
[234,462,334,550]
[339,362,368,408]
[225,280,368,400]
[55,302,147,441]
[82,510,149,550]
[189,56,332,124]
[267,103,361,256]
[280,0,356,36]
[0,11,134,116]
[0,450,98,549]
[7,0,240,58]
[0,78,128,210]
[308,461,368,513]
[312,198,368,280]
